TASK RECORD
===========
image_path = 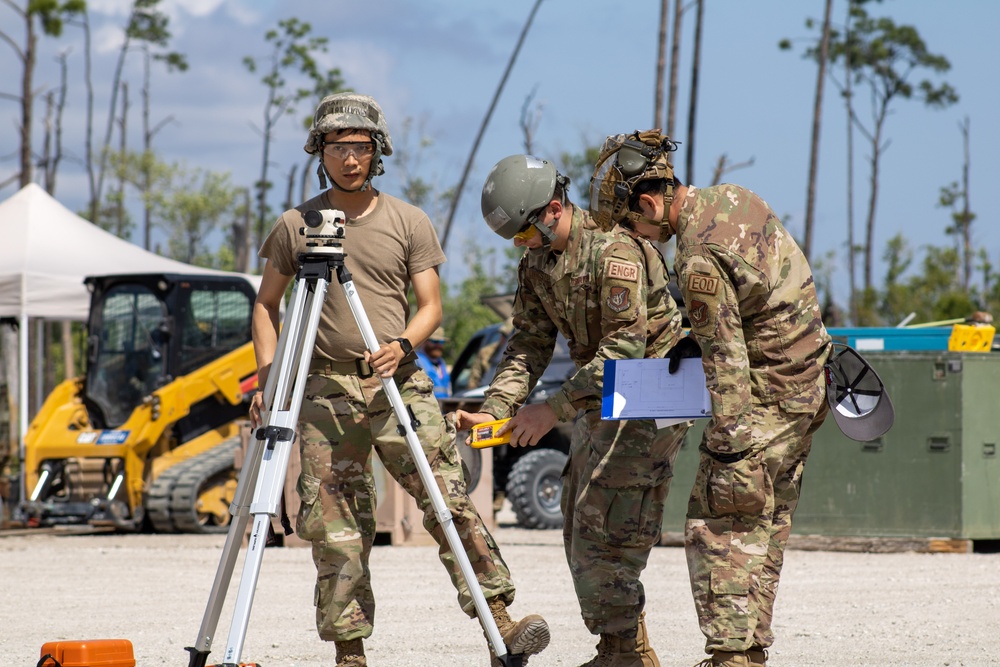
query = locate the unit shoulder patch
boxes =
[607,286,632,312]
[689,299,710,329]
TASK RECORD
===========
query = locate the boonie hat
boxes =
[427,327,448,343]
[824,343,895,442]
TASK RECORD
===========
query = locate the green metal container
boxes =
[662,351,1000,541]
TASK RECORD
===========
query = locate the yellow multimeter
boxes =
[468,418,512,448]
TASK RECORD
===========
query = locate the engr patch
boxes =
[607,260,639,282]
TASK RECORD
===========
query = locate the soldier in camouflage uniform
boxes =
[249,93,549,667]
[591,131,832,667]
[455,154,689,667]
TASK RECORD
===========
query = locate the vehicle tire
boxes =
[456,433,482,493]
[505,448,567,529]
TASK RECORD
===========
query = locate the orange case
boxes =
[39,639,136,667]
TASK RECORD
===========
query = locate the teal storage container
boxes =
[827,327,952,352]
[662,351,1000,543]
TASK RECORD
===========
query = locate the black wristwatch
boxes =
[393,337,413,355]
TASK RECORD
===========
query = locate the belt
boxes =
[310,357,417,378]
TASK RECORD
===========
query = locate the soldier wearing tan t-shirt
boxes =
[249,93,549,667]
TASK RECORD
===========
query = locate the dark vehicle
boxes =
[440,297,574,530]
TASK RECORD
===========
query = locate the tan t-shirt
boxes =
[259,190,446,361]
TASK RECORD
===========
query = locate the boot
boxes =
[488,596,550,666]
[335,638,366,667]
[747,647,768,667]
[579,632,655,667]
[693,651,751,667]
[634,612,661,667]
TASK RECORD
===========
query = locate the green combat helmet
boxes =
[481,154,568,245]
[304,92,393,192]
[590,129,679,242]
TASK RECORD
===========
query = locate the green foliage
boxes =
[26,0,85,37]
[559,143,602,204]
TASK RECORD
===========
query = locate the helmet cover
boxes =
[590,129,678,240]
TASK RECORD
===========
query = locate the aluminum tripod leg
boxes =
[186,268,329,667]
[337,265,515,664]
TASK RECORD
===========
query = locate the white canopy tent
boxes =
[0,183,261,502]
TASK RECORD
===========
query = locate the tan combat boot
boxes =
[634,612,661,667]
[334,638,366,667]
[747,647,768,667]
[579,632,657,667]
[488,596,550,666]
[694,650,751,667]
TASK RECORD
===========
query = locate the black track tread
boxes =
[170,437,241,534]
[505,448,567,530]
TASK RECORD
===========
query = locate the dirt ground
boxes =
[2,519,998,667]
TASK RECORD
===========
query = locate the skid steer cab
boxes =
[19,273,259,533]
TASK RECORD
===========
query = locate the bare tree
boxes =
[709,154,755,187]
[654,0,668,128]
[0,0,84,190]
[938,118,974,291]
[38,51,69,194]
[90,0,188,227]
[801,0,834,262]
[519,88,544,155]
[440,0,545,252]
[685,0,704,183]
[828,7,958,292]
[665,0,683,136]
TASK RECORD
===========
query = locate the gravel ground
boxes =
[2,520,998,667]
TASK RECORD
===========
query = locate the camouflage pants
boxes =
[296,361,515,642]
[685,398,828,653]
[561,409,688,636]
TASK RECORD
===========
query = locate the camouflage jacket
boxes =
[481,205,683,422]
[674,184,831,454]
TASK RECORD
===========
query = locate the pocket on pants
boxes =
[295,472,324,543]
[578,455,670,549]
[705,455,768,518]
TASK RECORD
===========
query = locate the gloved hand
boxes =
[666,336,702,373]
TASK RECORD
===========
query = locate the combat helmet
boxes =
[590,130,679,242]
[305,92,393,192]
[481,154,569,245]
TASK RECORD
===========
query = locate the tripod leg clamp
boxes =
[255,425,295,446]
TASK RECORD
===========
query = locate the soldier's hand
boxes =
[367,343,401,378]
[453,410,493,432]
[249,390,265,430]
[507,403,557,447]
[666,335,702,373]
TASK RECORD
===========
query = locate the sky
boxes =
[1,0,997,314]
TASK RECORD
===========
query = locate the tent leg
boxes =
[18,312,28,506]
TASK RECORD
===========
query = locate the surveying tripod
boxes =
[185,209,521,667]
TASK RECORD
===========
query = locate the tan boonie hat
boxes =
[428,326,448,343]
[824,343,895,442]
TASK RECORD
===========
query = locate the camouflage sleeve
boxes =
[546,242,649,422]
[480,274,557,420]
[678,250,753,455]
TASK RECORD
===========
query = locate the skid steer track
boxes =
[146,437,241,534]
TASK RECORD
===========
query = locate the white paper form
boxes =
[601,357,712,426]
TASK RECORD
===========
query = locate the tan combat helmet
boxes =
[305,92,393,191]
[590,130,679,242]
